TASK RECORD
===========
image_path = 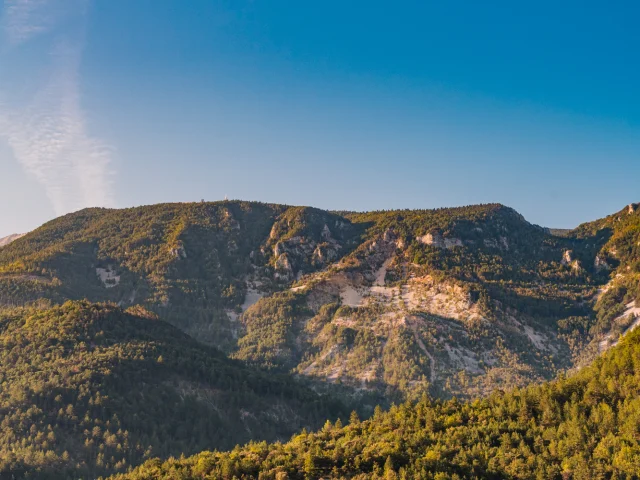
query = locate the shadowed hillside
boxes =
[0,301,350,479]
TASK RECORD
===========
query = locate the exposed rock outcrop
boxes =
[418,232,462,249]
[594,254,611,272]
[96,266,120,288]
[561,249,583,272]
[170,244,188,259]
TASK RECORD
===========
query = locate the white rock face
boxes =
[418,232,462,249]
[444,237,463,248]
[419,232,444,247]
[560,250,583,271]
[170,244,187,259]
[483,238,498,248]
[561,250,573,266]
[96,266,120,288]
[321,224,332,241]
[594,254,610,272]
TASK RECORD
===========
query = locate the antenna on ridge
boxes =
[224,194,228,201]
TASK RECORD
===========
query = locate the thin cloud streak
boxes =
[0,0,114,215]
[2,0,52,45]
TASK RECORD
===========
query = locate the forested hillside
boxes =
[0,233,25,247]
[0,301,349,479]
[0,202,361,349]
[0,201,635,402]
[110,323,640,480]
[1,200,639,479]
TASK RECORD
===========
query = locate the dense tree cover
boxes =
[0,201,610,355]
[232,291,311,371]
[267,207,360,248]
[0,202,360,348]
[566,204,640,362]
[111,325,640,479]
[349,204,605,315]
[0,301,351,479]
[0,201,633,402]
[0,200,639,479]
[344,204,526,240]
[2,201,603,402]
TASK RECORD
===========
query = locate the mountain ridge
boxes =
[1,199,639,478]
[0,200,634,401]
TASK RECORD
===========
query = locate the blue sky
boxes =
[1,0,639,237]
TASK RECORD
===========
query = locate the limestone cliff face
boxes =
[417,231,463,249]
[234,204,614,401]
[1,200,639,403]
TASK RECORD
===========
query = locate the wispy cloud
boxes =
[3,0,57,45]
[0,0,114,215]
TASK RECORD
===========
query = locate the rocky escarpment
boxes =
[265,207,361,281]
[1,200,638,404]
[235,213,586,401]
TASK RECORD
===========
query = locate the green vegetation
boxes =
[0,301,350,479]
[232,291,311,371]
[0,202,358,349]
[232,203,607,400]
[111,325,640,479]
[1,200,640,479]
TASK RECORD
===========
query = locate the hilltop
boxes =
[0,201,635,402]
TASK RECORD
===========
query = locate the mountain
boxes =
[569,203,640,362]
[0,301,349,479]
[1,200,639,479]
[0,233,25,248]
[232,204,606,400]
[111,322,640,479]
[0,201,632,403]
[0,203,361,349]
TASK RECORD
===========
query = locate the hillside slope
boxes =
[233,204,608,399]
[0,301,349,479]
[0,201,636,402]
[111,320,640,480]
[569,203,640,364]
[0,202,361,349]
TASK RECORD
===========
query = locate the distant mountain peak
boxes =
[0,233,25,247]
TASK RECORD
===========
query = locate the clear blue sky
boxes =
[1,0,639,237]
